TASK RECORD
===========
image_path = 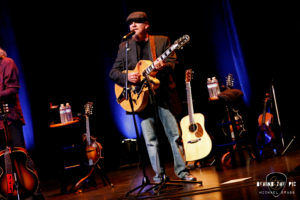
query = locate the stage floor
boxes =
[41,146,300,200]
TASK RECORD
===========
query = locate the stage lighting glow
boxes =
[0,8,35,150]
[107,80,142,139]
[212,0,251,106]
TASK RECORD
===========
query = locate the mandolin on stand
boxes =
[72,102,103,192]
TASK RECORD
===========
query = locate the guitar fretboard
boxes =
[186,82,195,125]
[262,99,268,125]
[4,148,12,174]
[143,44,177,76]
[86,116,91,146]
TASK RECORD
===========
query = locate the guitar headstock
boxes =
[226,73,234,89]
[174,35,190,50]
[84,102,93,116]
[185,69,193,83]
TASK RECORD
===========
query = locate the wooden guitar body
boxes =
[180,113,212,161]
[257,112,275,145]
[115,60,160,112]
[256,95,275,145]
[85,139,102,165]
[0,147,39,198]
[258,112,273,128]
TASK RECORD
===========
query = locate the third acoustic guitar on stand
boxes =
[180,69,212,161]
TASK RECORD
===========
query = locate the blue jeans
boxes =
[141,106,188,180]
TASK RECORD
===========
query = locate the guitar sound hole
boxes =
[189,123,203,137]
[189,124,197,132]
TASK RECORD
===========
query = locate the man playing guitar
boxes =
[109,11,196,182]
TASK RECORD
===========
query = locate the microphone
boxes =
[123,31,135,40]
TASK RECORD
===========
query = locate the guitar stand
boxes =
[95,162,114,188]
[71,160,113,193]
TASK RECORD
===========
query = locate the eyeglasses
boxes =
[127,18,148,25]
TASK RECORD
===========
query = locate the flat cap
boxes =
[126,11,148,23]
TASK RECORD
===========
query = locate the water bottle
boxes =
[216,77,221,96]
[211,77,221,99]
[207,78,213,99]
[59,104,67,124]
[65,102,73,122]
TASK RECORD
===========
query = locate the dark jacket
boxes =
[0,57,25,129]
[109,35,181,116]
[109,35,176,86]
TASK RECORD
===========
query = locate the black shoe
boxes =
[181,174,197,181]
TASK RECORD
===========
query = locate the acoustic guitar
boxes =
[0,103,39,199]
[180,69,212,161]
[115,35,190,112]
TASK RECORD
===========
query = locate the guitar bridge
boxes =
[188,138,201,144]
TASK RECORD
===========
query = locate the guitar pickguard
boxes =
[116,79,148,104]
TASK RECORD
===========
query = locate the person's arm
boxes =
[0,88,18,97]
[109,42,127,86]
[109,42,140,85]
[0,58,20,99]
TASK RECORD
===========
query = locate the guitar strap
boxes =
[149,35,182,116]
[149,35,157,61]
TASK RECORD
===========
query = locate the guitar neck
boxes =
[186,82,195,124]
[4,148,14,194]
[143,44,177,76]
[4,148,12,173]
[262,101,267,125]
[86,116,91,146]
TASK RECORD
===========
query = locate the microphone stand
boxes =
[124,39,129,101]
[122,37,156,198]
[123,30,135,101]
